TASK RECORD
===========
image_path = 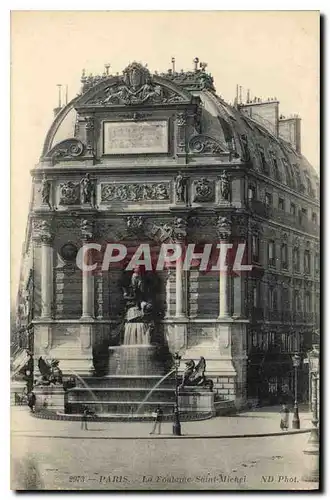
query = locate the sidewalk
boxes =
[11,405,314,439]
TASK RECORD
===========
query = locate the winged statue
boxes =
[179,357,213,391]
[35,357,63,386]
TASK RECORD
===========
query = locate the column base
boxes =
[80,315,95,321]
[217,314,231,320]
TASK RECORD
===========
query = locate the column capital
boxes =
[215,215,231,241]
[172,216,188,243]
[80,218,94,242]
[32,218,54,244]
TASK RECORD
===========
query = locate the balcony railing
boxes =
[251,307,264,321]
[267,310,282,322]
[269,207,319,237]
[282,311,292,322]
[248,200,270,218]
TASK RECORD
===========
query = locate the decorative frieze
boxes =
[193,178,215,202]
[100,182,170,202]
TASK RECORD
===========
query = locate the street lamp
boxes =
[172,352,182,436]
[302,344,319,483]
[291,353,301,429]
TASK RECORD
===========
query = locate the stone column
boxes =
[173,217,187,318]
[176,112,187,158]
[39,220,54,319]
[95,270,103,319]
[80,219,95,320]
[175,243,185,317]
[216,216,231,319]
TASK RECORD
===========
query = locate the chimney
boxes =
[239,97,280,137]
[278,115,301,154]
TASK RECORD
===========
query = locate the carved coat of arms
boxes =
[89,62,185,106]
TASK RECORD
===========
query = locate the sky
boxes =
[10,10,320,300]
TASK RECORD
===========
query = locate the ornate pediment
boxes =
[188,134,228,155]
[44,138,86,165]
[78,62,191,107]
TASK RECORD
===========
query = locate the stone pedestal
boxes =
[178,387,215,417]
[34,385,65,412]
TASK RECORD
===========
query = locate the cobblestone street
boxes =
[11,406,318,491]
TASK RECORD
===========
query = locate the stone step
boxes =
[74,376,176,389]
[68,388,177,403]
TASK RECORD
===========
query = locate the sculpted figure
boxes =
[35,357,63,386]
[179,357,213,391]
[121,266,154,345]
[175,172,186,203]
[220,171,230,201]
[39,174,52,209]
[80,173,94,205]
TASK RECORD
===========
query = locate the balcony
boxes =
[282,311,292,322]
[248,200,270,218]
[267,310,282,322]
[269,207,319,237]
[251,307,264,321]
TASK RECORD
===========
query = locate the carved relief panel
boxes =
[100,182,171,203]
[192,178,215,203]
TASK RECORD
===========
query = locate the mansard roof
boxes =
[41,61,319,200]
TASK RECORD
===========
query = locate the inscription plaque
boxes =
[103,120,168,155]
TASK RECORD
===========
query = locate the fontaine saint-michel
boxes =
[12,59,319,419]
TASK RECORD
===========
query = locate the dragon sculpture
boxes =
[34,357,63,386]
[179,357,213,391]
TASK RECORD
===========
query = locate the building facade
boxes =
[12,60,320,409]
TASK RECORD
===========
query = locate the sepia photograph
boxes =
[10,10,320,491]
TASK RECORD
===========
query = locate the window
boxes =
[305,292,311,312]
[293,163,305,193]
[248,185,256,202]
[282,288,290,310]
[282,158,293,188]
[314,253,320,274]
[268,240,275,267]
[290,203,296,216]
[260,149,269,174]
[252,234,259,262]
[299,207,307,225]
[312,212,317,224]
[278,197,285,210]
[272,155,281,181]
[281,243,288,269]
[306,177,315,198]
[253,285,258,307]
[294,290,301,311]
[304,250,311,274]
[268,288,277,310]
[265,192,272,207]
[293,247,300,273]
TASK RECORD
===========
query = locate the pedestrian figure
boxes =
[280,404,289,431]
[27,392,36,413]
[150,406,163,435]
[81,407,89,430]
